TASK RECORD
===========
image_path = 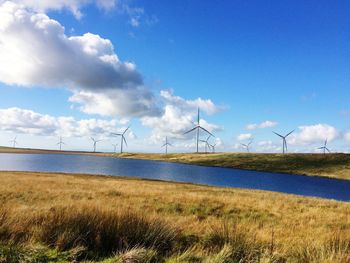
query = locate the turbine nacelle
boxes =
[183,108,215,153]
[318,139,331,155]
[111,126,130,153]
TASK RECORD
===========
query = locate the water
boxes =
[0,153,349,202]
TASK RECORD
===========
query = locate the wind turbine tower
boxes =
[112,143,118,153]
[273,130,294,154]
[241,140,253,153]
[112,126,130,153]
[318,139,331,155]
[57,136,65,151]
[199,135,212,153]
[162,136,173,154]
[209,142,217,153]
[9,136,18,148]
[184,108,214,153]
[91,137,102,152]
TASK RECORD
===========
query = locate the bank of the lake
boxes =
[0,171,349,262]
[116,152,350,180]
[1,147,350,180]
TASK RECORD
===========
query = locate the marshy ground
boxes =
[0,171,349,262]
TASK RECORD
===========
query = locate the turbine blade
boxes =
[123,136,128,147]
[285,130,295,137]
[123,126,130,135]
[111,133,122,136]
[273,131,284,138]
[199,126,214,136]
[326,148,331,153]
[183,127,197,135]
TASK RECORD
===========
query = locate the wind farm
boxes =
[0,1,349,262]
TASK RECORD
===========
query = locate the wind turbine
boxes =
[318,139,331,155]
[91,137,102,152]
[112,143,118,153]
[57,136,65,151]
[199,135,212,153]
[183,108,214,153]
[209,142,217,153]
[273,130,294,154]
[241,140,253,153]
[162,136,173,154]
[9,136,18,148]
[111,126,130,153]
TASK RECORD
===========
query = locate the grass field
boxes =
[0,171,349,262]
[117,152,350,180]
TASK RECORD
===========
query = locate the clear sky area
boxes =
[0,0,349,153]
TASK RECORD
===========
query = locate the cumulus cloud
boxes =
[141,91,222,142]
[289,124,338,145]
[0,1,159,117]
[3,0,117,19]
[237,133,252,141]
[160,90,221,115]
[344,132,350,142]
[0,107,126,137]
[246,120,277,130]
[256,140,280,152]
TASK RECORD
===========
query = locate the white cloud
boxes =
[3,0,117,19]
[237,133,252,141]
[141,91,221,142]
[0,107,126,137]
[246,120,277,130]
[160,90,221,115]
[256,140,280,152]
[69,87,159,117]
[289,124,338,145]
[0,2,159,117]
[344,132,350,142]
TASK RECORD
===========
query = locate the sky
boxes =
[0,0,349,153]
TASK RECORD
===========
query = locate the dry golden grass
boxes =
[0,171,349,262]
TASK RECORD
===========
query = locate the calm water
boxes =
[0,153,349,202]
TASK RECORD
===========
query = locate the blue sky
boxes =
[0,0,349,153]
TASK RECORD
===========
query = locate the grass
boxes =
[117,152,350,180]
[0,171,349,262]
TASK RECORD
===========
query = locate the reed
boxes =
[0,171,349,262]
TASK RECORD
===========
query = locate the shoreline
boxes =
[1,147,349,181]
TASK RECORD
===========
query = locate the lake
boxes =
[0,153,349,201]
